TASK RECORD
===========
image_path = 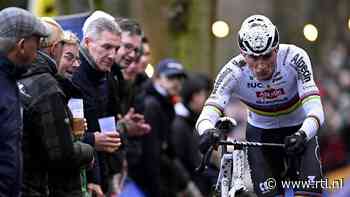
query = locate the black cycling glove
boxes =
[284,130,307,156]
[198,128,220,154]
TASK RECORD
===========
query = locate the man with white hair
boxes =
[82,10,115,37]
[72,14,149,196]
[72,16,122,196]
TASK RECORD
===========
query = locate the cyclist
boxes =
[196,14,324,197]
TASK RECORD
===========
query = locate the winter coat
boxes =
[132,81,179,197]
[72,47,123,192]
[18,51,93,197]
[0,55,23,197]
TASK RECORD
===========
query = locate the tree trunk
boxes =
[131,0,216,75]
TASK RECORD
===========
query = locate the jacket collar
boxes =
[175,102,190,117]
[153,83,168,97]
[175,102,199,126]
[19,50,58,78]
[80,45,98,70]
[79,46,107,83]
[36,50,57,73]
[144,81,173,107]
[0,54,16,77]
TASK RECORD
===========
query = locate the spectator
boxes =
[136,37,151,76]
[58,31,80,79]
[112,17,143,115]
[115,17,143,74]
[18,17,94,197]
[125,36,152,183]
[107,17,151,195]
[134,58,186,197]
[133,36,152,94]
[0,7,50,197]
[73,16,149,195]
[172,73,214,196]
[73,17,122,196]
[56,30,82,100]
[111,18,150,138]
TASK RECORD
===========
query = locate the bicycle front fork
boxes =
[216,150,247,197]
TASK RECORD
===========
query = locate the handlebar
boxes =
[195,140,284,173]
[217,140,285,148]
[196,117,285,173]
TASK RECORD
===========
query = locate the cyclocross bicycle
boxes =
[196,117,284,197]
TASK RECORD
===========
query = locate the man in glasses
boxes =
[114,17,142,76]
[112,18,143,114]
[196,15,325,197]
[111,17,150,134]
[108,17,152,195]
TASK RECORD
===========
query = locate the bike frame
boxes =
[216,143,247,197]
[197,140,284,197]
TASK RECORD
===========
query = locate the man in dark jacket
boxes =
[73,16,125,195]
[111,19,151,193]
[133,36,151,94]
[134,58,187,197]
[18,18,94,197]
[112,17,143,116]
[171,74,216,196]
[0,7,50,197]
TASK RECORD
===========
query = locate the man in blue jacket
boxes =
[0,7,50,197]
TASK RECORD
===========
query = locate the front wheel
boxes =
[234,189,257,197]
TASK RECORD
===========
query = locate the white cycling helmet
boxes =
[238,15,279,56]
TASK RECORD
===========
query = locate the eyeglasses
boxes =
[63,53,80,64]
[122,43,141,56]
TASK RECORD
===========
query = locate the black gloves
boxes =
[284,130,307,156]
[199,129,220,154]
[73,141,94,168]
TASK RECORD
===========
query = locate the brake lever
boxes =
[195,146,214,174]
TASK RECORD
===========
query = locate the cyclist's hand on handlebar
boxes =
[199,128,220,154]
[284,130,307,156]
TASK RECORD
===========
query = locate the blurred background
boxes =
[2,0,350,194]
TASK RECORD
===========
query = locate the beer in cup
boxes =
[68,98,85,138]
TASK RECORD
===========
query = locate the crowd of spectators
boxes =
[1,6,349,197]
[0,7,219,197]
[315,43,350,171]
